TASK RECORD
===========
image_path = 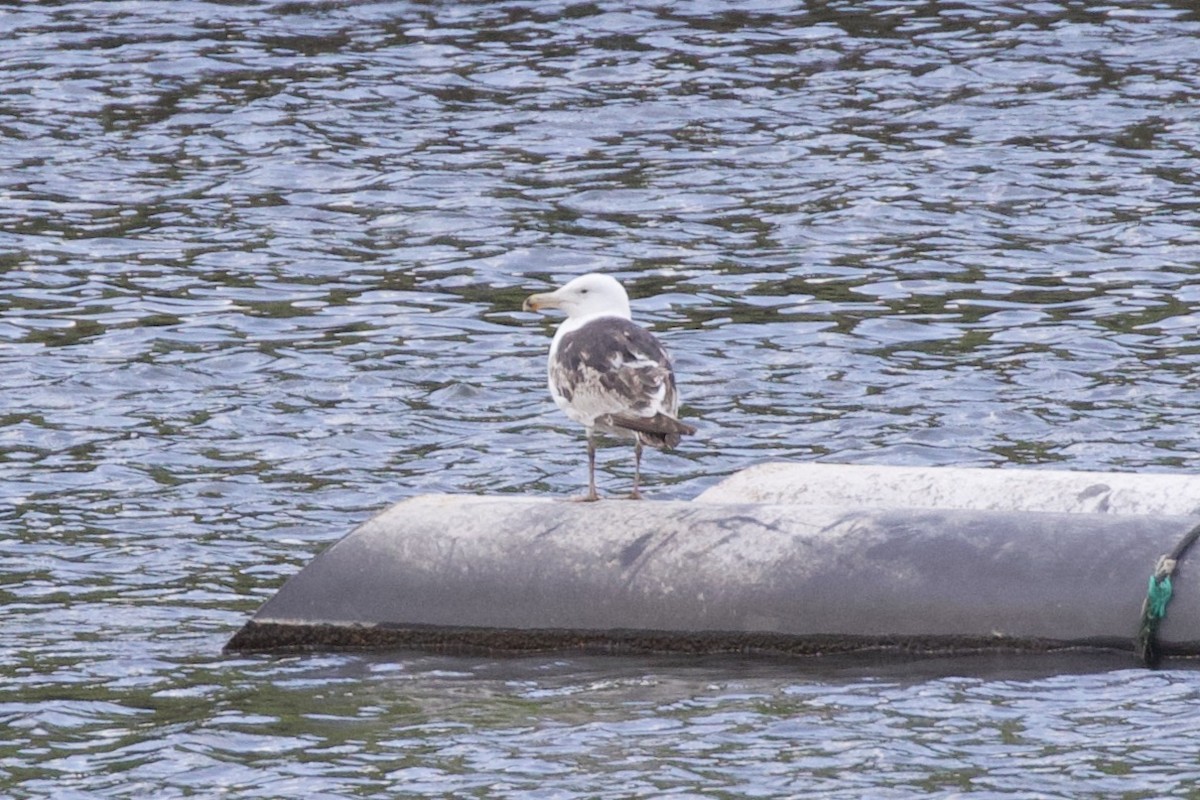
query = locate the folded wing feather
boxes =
[550,316,694,449]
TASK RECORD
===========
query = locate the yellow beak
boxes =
[523,292,556,313]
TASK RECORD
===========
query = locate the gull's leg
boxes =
[583,432,599,502]
[630,439,644,500]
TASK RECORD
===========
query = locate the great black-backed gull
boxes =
[523,273,696,501]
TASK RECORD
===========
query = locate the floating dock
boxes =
[226,464,1200,667]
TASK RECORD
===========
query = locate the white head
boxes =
[523,273,632,321]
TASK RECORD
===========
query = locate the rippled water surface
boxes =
[5,0,1200,796]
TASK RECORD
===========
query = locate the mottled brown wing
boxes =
[550,316,690,448]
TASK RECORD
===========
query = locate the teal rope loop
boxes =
[1137,522,1200,669]
[1136,569,1170,668]
[1146,573,1173,620]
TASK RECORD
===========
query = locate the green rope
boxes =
[1136,570,1173,667]
[1136,522,1200,669]
[1146,574,1173,620]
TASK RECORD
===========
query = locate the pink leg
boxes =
[630,440,644,500]
[583,434,599,502]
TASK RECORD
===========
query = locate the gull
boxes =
[523,273,695,500]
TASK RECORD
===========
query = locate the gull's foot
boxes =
[627,489,644,500]
[570,491,601,502]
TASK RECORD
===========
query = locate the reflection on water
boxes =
[3,1,1200,797]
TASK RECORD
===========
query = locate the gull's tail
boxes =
[606,412,697,449]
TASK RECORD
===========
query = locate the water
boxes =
[4,0,1200,796]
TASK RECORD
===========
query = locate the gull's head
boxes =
[522,273,632,321]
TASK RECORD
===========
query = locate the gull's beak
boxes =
[523,291,557,313]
